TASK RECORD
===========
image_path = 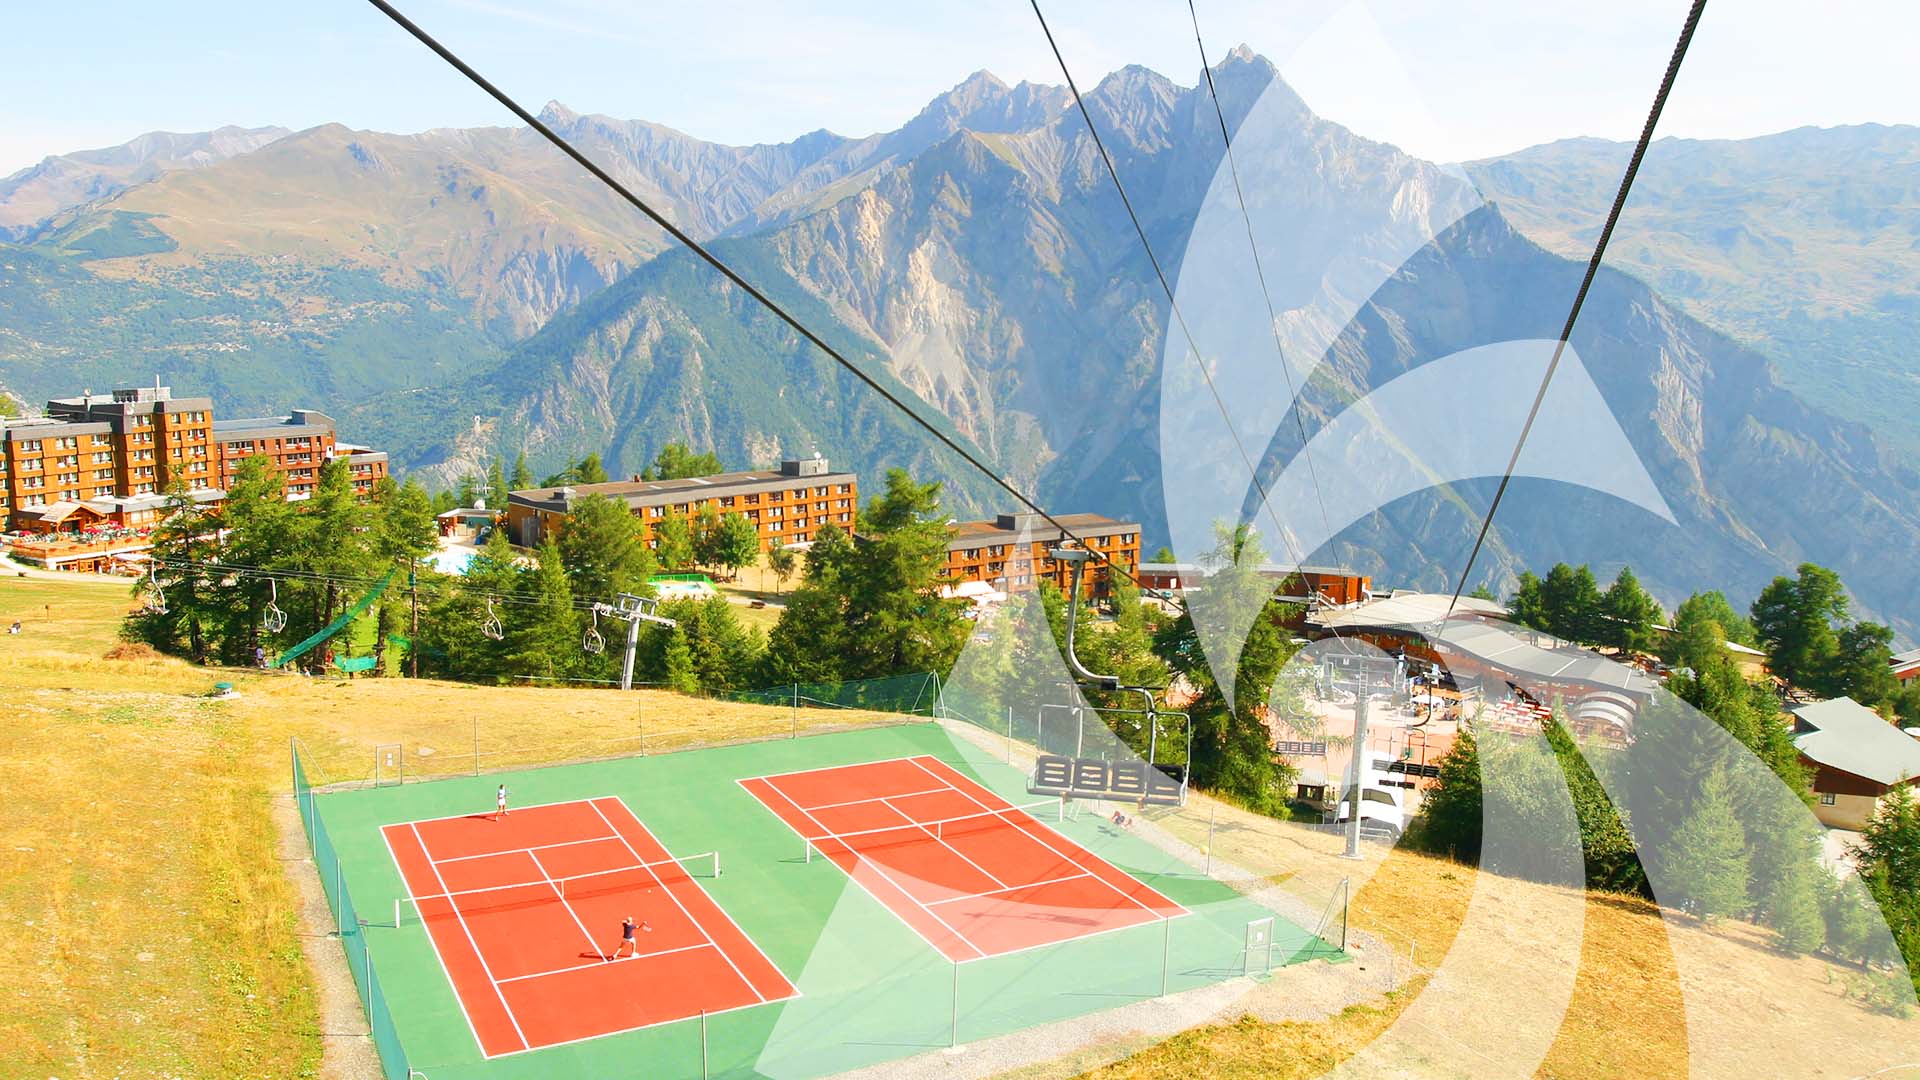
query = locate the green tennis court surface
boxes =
[306,722,1336,1078]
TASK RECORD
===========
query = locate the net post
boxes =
[804,836,812,864]
[950,959,960,1047]
[1005,707,1013,763]
[394,898,400,928]
[1205,804,1216,876]
[700,1008,709,1079]
[638,695,646,756]
[1159,916,1171,997]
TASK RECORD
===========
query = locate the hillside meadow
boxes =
[1,574,1913,1078]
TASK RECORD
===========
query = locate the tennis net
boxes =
[803,799,1059,863]
[395,850,719,927]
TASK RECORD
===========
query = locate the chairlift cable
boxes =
[1029,0,1307,577]
[1184,0,1340,573]
[1444,0,1709,621]
[361,0,1149,596]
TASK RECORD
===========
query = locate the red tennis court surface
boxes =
[383,796,796,1057]
[739,755,1187,962]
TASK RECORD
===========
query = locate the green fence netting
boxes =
[724,671,943,716]
[272,567,397,669]
[293,740,409,1080]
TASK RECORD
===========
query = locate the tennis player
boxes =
[495,784,508,819]
[608,914,652,960]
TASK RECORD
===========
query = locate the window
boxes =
[1819,792,1837,806]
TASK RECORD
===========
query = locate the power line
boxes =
[1444,0,1710,619]
[360,0,1145,594]
[1028,0,1306,575]
[1184,0,1339,571]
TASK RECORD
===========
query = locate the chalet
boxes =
[1791,697,1920,830]
[1892,648,1920,684]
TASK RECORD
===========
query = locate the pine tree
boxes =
[575,453,609,484]
[654,506,695,571]
[510,451,533,490]
[1600,566,1663,655]
[1670,590,1756,649]
[1659,768,1751,921]
[487,458,509,510]
[1411,726,1483,860]
[662,626,699,694]
[646,443,723,480]
[558,493,655,601]
[506,537,579,681]
[1509,571,1548,633]
[1751,563,1848,694]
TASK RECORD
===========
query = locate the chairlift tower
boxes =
[596,593,677,691]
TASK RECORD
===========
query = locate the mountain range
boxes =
[1,51,1914,637]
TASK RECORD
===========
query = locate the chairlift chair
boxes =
[481,596,505,641]
[582,606,606,654]
[262,578,288,634]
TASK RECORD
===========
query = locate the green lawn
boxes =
[307,723,1331,1079]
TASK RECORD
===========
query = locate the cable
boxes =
[1444,0,1709,620]
[361,0,1145,595]
[1184,0,1339,573]
[1028,0,1306,579]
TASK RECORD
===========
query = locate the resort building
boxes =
[1791,697,1920,830]
[942,512,1140,599]
[505,456,858,554]
[1,385,390,569]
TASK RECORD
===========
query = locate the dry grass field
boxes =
[3,572,1914,1079]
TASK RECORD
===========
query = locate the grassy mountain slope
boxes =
[1469,126,1920,454]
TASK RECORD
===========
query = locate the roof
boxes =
[1792,698,1920,787]
[1310,593,1655,697]
[510,463,856,513]
[1309,591,1508,629]
[945,512,1137,550]
[1893,648,1920,674]
[212,415,333,439]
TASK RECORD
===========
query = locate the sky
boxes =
[3,0,1917,176]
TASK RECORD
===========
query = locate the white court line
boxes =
[494,942,715,985]
[880,794,1011,891]
[929,864,1098,899]
[430,834,623,865]
[738,777,985,961]
[585,798,766,1003]
[907,757,1182,920]
[801,785,952,813]
[407,821,531,1051]
[526,848,605,960]
[401,796,614,828]
[477,985,794,1060]
[741,755,936,784]
[382,828,490,1057]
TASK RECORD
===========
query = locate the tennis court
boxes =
[741,755,1186,961]
[382,797,796,1056]
[302,723,1338,1079]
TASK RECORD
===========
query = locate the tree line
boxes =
[1510,560,1918,722]
[1412,558,1919,1003]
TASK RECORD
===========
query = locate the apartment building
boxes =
[943,512,1141,599]
[2,385,388,534]
[506,456,858,553]
[212,410,388,499]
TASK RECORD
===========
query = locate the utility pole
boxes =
[408,558,420,679]
[1344,669,1370,860]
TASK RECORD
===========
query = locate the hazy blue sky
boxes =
[4,1,1915,175]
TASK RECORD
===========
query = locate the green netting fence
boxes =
[293,741,410,1080]
[272,567,397,669]
[722,671,944,716]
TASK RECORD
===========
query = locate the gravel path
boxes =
[272,790,381,1080]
